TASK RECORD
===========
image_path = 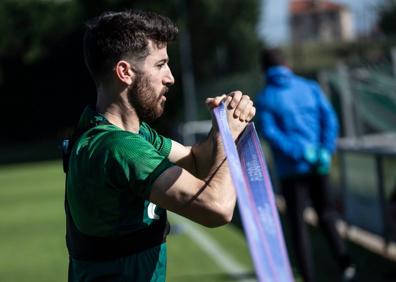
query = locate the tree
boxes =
[0,0,82,63]
[188,0,260,80]
[0,0,261,145]
[379,0,396,36]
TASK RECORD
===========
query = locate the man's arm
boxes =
[168,92,255,179]
[167,134,213,179]
[313,82,339,152]
[150,132,232,227]
[256,92,307,160]
[259,111,307,160]
[149,92,255,227]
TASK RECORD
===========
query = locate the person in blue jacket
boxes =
[256,48,356,282]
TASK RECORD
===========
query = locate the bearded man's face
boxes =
[127,41,174,123]
[127,73,168,123]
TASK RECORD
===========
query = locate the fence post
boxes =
[179,0,198,145]
[338,150,349,224]
[375,154,390,245]
[336,61,357,137]
[318,70,331,99]
[391,47,396,81]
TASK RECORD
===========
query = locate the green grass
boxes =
[0,161,255,282]
[0,161,67,282]
[1,160,395,282]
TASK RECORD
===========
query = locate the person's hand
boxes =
[205,94,227,109]
[206,91,255,140]
[317,148,331,174]
[225,91,256,122]
[303,144,318,164]
[205,91,256,122]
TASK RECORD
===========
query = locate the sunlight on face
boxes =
[127,73,167,122]
[127,40,174,122]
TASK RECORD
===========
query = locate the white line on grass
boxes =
[169,213,257,282]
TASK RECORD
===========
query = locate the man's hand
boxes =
[151,91,255,227]
[206,91,256,122]
[317,148,331,174]
[206,91,256,140]
[225,91,256,122]
[303,144,318,164]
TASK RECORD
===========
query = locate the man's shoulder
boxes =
[77,125,151,154]
[98,127,152,149]
[256,86,280,110]
[293,74,320,89]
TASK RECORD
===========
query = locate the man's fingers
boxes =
[205,91,255,122]
[214,94,226,105]
[246,105,256,122]
[224,95,232,106]
[205,94,226,108]
[206,90,256,139]
[241,100,255,122]
[227,91,243,109]
[233,95,251,120]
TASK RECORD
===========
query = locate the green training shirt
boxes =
[66,106,174,282]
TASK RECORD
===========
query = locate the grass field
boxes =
[1,160,395,281]
[0,160,257,282]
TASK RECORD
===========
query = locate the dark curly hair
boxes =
[83,10,178,82]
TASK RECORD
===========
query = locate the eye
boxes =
[157,62,166,69]
[156,59,169,70]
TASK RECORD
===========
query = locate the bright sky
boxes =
[258,0,387,46]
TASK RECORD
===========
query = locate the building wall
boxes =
[340,9,355,41]
[290,8,354,43]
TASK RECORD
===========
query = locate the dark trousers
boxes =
[281,173,350,282]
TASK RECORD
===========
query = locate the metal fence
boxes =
[178,55,396,259]
[319,57,396,256]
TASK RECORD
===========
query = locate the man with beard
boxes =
[64,10,256,282]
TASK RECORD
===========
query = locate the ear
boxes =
[114,60,135,85]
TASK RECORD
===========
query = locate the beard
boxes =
[127,74,168,123]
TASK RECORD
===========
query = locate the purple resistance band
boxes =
[213,103,294,282]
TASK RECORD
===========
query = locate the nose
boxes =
[164,68,175,87]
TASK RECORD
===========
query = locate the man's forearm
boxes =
[200,130,236,217]
[160,128,236,227]
[190,128,216,179]
[154,93,254,226]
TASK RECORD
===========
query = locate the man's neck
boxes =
[96,87,140,133]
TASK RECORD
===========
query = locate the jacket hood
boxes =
[266,66,293,86]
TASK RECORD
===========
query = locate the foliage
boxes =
[0,0,261,144]
[0,0,82,63]
[188,0,260,80]
[378,0,396,36]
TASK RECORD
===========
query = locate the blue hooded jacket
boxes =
[256,66,338,177]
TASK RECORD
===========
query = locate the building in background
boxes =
[289,0,355,43]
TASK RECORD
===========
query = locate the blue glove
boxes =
[317,148,331,174]
[304,145,318,165]
[303,145,318,164]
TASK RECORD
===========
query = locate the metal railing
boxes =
[337,133,396,244]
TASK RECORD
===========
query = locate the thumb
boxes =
[205,94,226,109]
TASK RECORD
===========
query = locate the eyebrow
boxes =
[156,58,169,64]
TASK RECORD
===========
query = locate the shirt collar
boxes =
[77,105,110,131]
